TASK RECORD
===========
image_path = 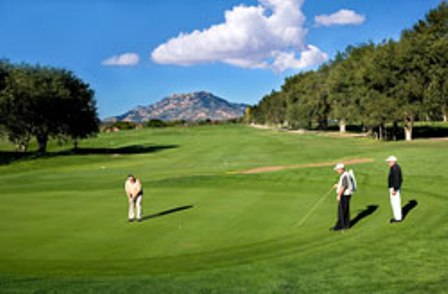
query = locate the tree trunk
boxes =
[73,139,78,151]
[378,125,383,140]
[318,117,328,130]
[307,121,312,130]
[404,117,413,141]
[392,121,399,141]
[16,144,27,152]
[339,119,346,133]
[14,135,30,153]
[37,134,48,153]
[442,106,447,122]
[367,126,375,138]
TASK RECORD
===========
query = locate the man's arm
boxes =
[135,180,142,194]
[337,186,345,201]
[125,182,133,200]
[391,166,402,193]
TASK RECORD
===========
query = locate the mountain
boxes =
[108,91,248,122]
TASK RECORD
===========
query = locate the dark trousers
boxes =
[336,195,351,229]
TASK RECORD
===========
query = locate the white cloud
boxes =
[151,0,328,72]
[314,9,366,27]
[272,45,328,72]
[102,53,140,66]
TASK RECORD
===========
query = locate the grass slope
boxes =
[0,125,447,293]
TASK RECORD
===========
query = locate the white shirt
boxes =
[125,179,142,198]
[337,171,352,196]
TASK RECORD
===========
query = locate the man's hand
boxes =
[337,195,341,202]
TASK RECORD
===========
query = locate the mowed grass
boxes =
[0,125,447,293]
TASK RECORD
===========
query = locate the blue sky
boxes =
[0,0,442,118]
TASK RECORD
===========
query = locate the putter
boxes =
[296,186,334,227]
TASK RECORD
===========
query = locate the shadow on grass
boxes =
[325,124,448,139]
[402,200,418,221]
[72,144,178,155]
[0,144,179,165]
[141,205,194,222]
[0,151,32,165]
[413,126,448,139]
[350,205,379,228]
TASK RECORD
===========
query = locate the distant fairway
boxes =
[0,125,447,293]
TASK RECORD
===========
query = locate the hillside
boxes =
[108,91,248,122]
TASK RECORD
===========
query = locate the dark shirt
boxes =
[388,164,403,191]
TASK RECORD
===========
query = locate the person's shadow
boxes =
[350,205,379,228]
[402,200,418,220]
[141,205,193,222]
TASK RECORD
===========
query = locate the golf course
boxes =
[0,124,447,293]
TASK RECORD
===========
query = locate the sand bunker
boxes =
[239,158,373,174]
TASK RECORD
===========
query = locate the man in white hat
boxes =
[386,156,403,223]
[125,174,143,222]
[331,163,353,231]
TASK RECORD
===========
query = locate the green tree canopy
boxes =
[0,63,99,152]
[251,1,448,140]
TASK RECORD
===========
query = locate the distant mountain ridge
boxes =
[107,91,248,122]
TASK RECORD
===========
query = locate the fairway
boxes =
[0,125,447,293]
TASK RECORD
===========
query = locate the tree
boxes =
[251,90,286,126]
[146,119,167,128]
[418,2,448,121]
[0,60,12,131]
[283,75,302,129]
[0,63,99,152]
[281,68,330,130]
[56,69,100,150]
[0,59,9,92]
[243,107,252,124]
[396,1,448,139]
[251,2,447,140]
[361,41,400,139]
[283,73,311,129]
[0,64,36,151]
[327,48,363,133]
[313,65,331,130]
[430,37,448,121]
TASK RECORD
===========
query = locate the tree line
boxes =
[0,61,99,152]
[249,2,448,141]
[103,117,244,132]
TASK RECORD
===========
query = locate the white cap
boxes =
[334,163,345,170]
[386,156,398,162]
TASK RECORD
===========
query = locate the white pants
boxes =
[128,195,142,220]
[389,189,402,221]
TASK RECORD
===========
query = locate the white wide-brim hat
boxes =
[333,163,345,170]
[386,156,398,162]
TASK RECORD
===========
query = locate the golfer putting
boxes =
[125,174,143,222]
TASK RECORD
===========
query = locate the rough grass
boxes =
[0,125,447,293]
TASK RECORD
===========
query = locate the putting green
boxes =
[0,125,446,292]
